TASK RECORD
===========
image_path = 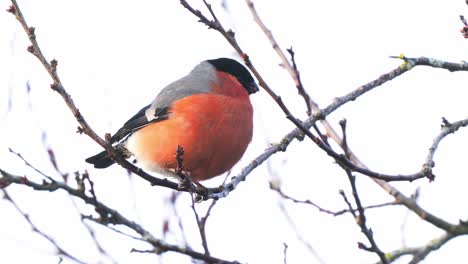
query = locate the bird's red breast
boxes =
[126,72,254,182]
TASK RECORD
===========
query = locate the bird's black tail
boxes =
[85,150,115,168]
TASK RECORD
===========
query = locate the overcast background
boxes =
[1,0,468,263]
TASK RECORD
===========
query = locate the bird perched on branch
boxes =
[86,58,258,183]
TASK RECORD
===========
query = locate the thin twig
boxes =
[283,243,288,264]
[423,117,468,179]
[8,147,116,262]
[400,188,420,248]
[167,192,190,246]
[245,0,313,114]
[8,148,54,181]
[339,121,387,263]
[271,182,397,216]
[82,214,144,242]
[342,170,388,263]
[277,198,326,264]
[190,194,211,256]
[7,0,105,148]
[191,173,229,256]
[2,189,87,264]
[342,175,388,262]
[375,232,458,264]
[286,47,312,115]
[246,0,332,149]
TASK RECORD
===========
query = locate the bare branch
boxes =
[283,243,288,264]
[339,120,387,263]
[277,196,326,264]
[6,149,116,261]
[423,117,468,177]
[8,148,55,181]
[8,0,105,148]
[391,55,468,71]
[271,182,397,217]
[167,192,190,246]
[376,232,458,264]
[287,47,313,115]
[342,170,387,263]
[2,189,87,264]
[190,194,211,256]
[0,169,240,264]
[245,0,313,115]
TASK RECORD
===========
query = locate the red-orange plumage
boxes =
[128,72,253,182]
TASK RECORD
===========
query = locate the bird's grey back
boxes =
[150,61,216,110]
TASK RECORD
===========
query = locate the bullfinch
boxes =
[86,58,258,183]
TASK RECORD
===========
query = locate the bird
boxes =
[85,58,258,183]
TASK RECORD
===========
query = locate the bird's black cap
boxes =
[207,58,259,94]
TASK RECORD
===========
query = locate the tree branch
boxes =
[377,232,458,264]
[270,182,397,217]
[0,169,240,264]
[339,121,387,263]
[245,0,313,115]
[2,189,87,264]
[180,1,468,200]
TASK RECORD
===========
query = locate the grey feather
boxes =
[150,61,216,109]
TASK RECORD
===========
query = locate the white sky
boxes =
[1,0,468,263]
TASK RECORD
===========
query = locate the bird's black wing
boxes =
[110,104,170,143]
